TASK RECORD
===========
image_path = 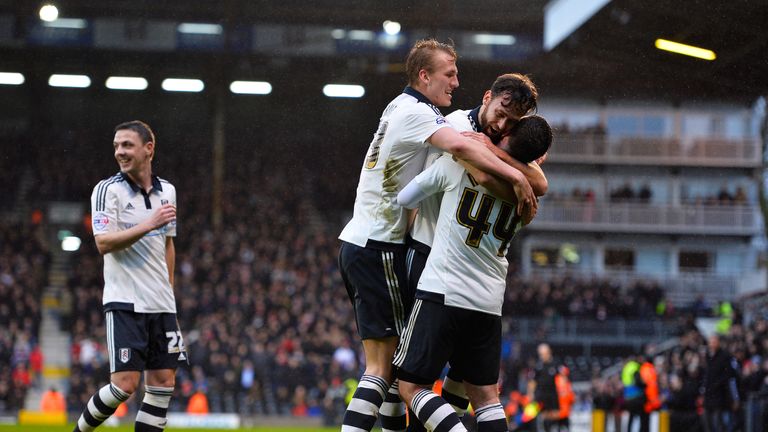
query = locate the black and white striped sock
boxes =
[441,375,469,417]
[73,383,130,432]
[341,374,389,432]
[475,403,508,432]
[411,388,466,432]
[135,385,173,432]
[380,380,407,432]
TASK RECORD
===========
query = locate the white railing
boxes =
[530,202,761,235]
[547,134,761,167]
[526,268,745,306]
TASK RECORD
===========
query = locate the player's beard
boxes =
[480,110,503,144]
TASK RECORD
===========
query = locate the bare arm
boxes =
[429,127,535,214]
[461,131,548,196]
[459,161,537,225]
[94,204,176,255]
[165,237,175,287]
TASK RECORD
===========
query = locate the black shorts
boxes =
[405,245,428,314]
[393,298,501,386]
[105,310,187,373]
[338,241,408,339]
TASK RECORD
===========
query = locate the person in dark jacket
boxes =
[702,335,740,432]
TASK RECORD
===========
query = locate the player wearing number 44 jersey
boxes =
[395,115,553,432]
[73,120,186,432]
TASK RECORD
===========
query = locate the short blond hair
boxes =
[405,39,458,86]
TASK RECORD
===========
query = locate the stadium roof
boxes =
[1,0,766,104]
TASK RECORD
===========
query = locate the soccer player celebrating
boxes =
[394,115,553,432]
[405,74,547,431]
[73,121,185,432]
[338,39,541,432]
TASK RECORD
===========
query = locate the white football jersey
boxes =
[339,87,451,248]
[91,173,177,313]
[410,107,481,249]
[412,156,523,315]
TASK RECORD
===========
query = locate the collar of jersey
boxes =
[402,86,435,106]
[468,106,482,132]
[120,172,163,193]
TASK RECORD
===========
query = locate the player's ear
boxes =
[419,69,430,85]
[145,141,155,161]
[482,90,492,106]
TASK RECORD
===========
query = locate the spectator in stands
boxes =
[702,334,740,432]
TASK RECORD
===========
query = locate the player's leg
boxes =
[135,313,186,432]
[452,311,506,432]
[403,246,428,432]
[338,242,408,432]
[73,311,143,432]
[380,379,407,432]
[464,383,507,432]
[441,368,470,419]
[137,368,175,432]
[395,300,466,432]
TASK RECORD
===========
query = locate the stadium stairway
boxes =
[24,245,72,410]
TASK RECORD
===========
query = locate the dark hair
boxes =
[114,120,155,145]
[505,114,552,163]
[490,73,538,117]
[405,38,458,86]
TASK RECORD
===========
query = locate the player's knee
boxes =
[146,371,176,388]
[465,385,499,409]
[111,375,139,395]
[398,380,420,404]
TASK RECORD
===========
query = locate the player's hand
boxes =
[460,131,493,147]
[512,173,537,216]
[521,198,538,225]
[146,204,176,230]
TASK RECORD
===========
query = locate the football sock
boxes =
[411,388,466,432]
[441,375,469,417]
[73,383,130,432]
[341,374,388,432]
[475,403,508,432]
[380,380,407,432]
[135,385,173,431]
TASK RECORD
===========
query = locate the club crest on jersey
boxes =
[161,199,168,205]
[92,212,109,231]
[119,348,131,363]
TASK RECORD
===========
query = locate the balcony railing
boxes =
[546,134,761,167]
[530,202,761,235]
[526,268,745,307]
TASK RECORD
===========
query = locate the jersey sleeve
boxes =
[90,182,118,236]
[165,184,177,238]
[394,105,451,148]
[398,155,463,207]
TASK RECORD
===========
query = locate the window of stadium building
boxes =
[530,245,580,268]
[679,250,712,272]
[604,248,635,270]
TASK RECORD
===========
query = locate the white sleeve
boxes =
[397,155,463,208]
[91,182,118,236]
[397,180,432,209]
[394,105,451,148]
[165,184,177,237]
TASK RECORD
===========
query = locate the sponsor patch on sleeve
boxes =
[436,116,446,125]
[92,212,110,232]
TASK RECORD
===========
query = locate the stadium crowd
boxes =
[0,222,49,413]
